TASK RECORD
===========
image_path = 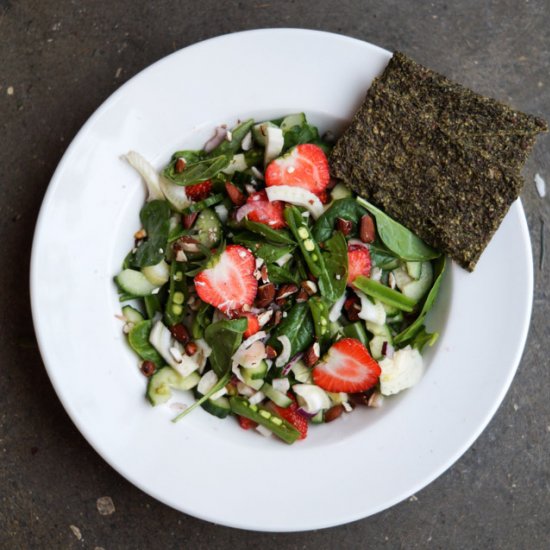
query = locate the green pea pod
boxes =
[357,197,440,261]
[144,292,164,319]
[284,206,326,278]
[353,276,417,312]
[192,303,214,340]
[394,256,447,345]
[164,261,188,327]
[308,297,331,350]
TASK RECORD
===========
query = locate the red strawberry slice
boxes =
[243,191,285,229]
[313,338,381,393]
[242,312,260,338]
[194,245,257,314]
[265,143,330,196]
[225,181,246,206]
[185,179,212,201]
[271,400,308,440]
[237,415,258,430]
[347,244,372,286]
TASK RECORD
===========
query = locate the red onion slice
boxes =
[282,352,303,376]
[203,126,228,153]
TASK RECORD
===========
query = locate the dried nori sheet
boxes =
[330,52,547,270]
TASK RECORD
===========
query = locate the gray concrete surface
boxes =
[1,0,549,548]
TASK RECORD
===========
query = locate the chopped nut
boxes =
[388,272,396,289]
[185,341,198,356]
[324,405,344,423]
[295,288,309,303]
[304,342,320,367]
[169,323,190,344]
[275,284,299,300]
[360,214,376,243]
[175,158,186,173]
[344,296,361,322]
[336,218,353,235]
[265,345,278,359]
[175,249,187,262]
[140,360,156,377]
[134,228,147,240]
[269,309,283,327]
[260,264,269,283]
[300,280,318,295]
[174,236,201,253]
[257,309,274,327]
[256,283,276,307]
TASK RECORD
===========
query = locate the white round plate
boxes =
[31,29,533,531]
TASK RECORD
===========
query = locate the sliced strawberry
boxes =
[347,244,372,286]
[194,245,257,314]
[237,415,257,430]
[185,179,212,201]
[313,338,381,393]
[265,143,330,196]
[244,191,285,229]
[271,400,308,440]
[242,312,260,338]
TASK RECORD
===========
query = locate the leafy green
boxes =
[128,321,163,364]
[394,256,447,345]
[265,263,301,285]
[318,231,348,303]
[313,198,367,242]
[242,219,296,245]
[409,326,439,352]
[268,302,314,357]
[353,276,417,312]
[144,293,163,319]
[204,318,248,378]
[192,303,213,339]
[231,232,295,264]
[132,200,171,267]
[163,155,230,186]
[208,119,255,157]
[368,244,401,270]
[283,122,320,150]
[357,197,440,261]
[342,322,369,347]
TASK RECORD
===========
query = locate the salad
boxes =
[115,114,446,444]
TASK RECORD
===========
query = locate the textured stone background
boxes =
[1,1,548,548]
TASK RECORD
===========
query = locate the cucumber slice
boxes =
[261,382,293,408]
[366,321,393,341]
[392,266,413,290]
[406,261,422,280]
[240,374,264,391]
[194,208,222,248]
[264,126,285,164]
[194,390,231,419]
[369,336,388,361]
[141,259,170,286]
[252,121,278,146]
[330,182,352,201]
[122,305,144,324]
[242,359,268,380]
[402,261,433,301]
[116,269,159,296]
[280,113,306,131]
[146,367,200,406]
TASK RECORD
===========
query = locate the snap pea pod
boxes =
[353,276,417,312]
[144,293,163,319]
[164,261,188,326]
[229,397,301,444]
[192,303,213,339]
[342,322,370,347]
[284,206,326,278]
[308,296,331,350]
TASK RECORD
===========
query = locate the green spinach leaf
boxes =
[357,197,440,261]
[204,318,248,378]
[132,200,171,267]
[128,320,164,364]
[283,123,320,150]
[208,119,255,157]
[163,154,230,186]
[265,263,301,285]
[394,256,447,345]
[268,302,314,357]
[318,231,348,303]
[231,232,295,264]
[242,219,296,245]
[313,198,367,242]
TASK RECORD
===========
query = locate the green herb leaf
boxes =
[341,322,370,347]
[394,256,447,344]
[283,122,320,151]
[265,263,301,285]
[357,197,440,261]
[368,244,401,270]
[128,320,164,364]
[163,155,230,186]
[208,119,255,157]
[313,198,367,242]
[132,200,171,267]
[191,303,213,339]
[231,232,295,264]
[204,318,248,378]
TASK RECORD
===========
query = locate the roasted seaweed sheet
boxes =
[331,52,547,270]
